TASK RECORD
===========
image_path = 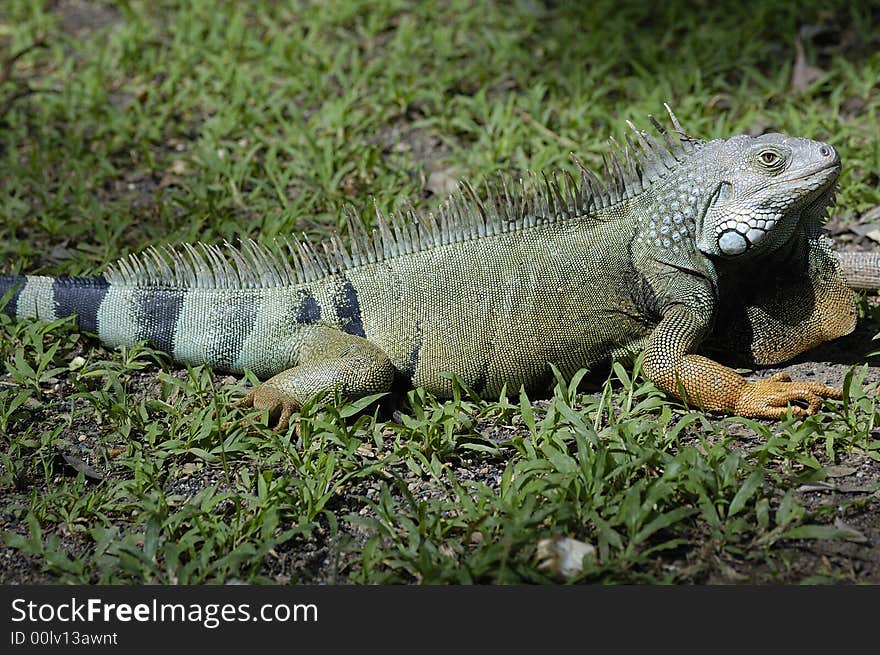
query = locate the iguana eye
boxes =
[757,150,783,169]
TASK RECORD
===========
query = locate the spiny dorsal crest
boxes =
[107,104,701,290]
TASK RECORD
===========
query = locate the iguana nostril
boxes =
[819,145,832,157]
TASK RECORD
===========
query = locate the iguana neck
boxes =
[628,145,720,288]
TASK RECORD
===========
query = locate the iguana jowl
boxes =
[0,107,864,428]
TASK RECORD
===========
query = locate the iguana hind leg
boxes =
[643,306,841,419]
[234,326,395,431]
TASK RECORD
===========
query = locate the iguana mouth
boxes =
[770,159,840,190]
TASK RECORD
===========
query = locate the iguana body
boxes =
[0,108,864,427]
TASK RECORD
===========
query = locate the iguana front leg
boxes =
[234,326,395,431]
[642,306,841,418]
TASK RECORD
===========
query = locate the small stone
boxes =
[168,159,188,175]
[535,536,596,580]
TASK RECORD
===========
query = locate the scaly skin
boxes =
[836,250,880,290]
[0,108,866,428]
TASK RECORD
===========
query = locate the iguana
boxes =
[1,106,875,429]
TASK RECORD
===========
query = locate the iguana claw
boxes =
[228,387,298,432]
[734,372,841,419]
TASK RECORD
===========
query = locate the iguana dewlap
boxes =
[1,107,863,428]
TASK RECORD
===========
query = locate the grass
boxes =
[1,0,879,584]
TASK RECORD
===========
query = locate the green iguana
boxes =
[2,106,876,429]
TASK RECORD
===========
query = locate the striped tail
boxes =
[1,275,109,334]
[835,251,880,290]
[1,275,301,377]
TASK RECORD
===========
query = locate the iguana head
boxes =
[695,133,840,259]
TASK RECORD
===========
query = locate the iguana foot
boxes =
[735,372,841,419]
[231,386,298,432]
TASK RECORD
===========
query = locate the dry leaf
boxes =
[824,465,857,478]
[797,481,836,492]
[706,94,734,111]
[57,452,102,481]
[833,517,868,543]
[848,221,880,237]
[715,557,749,582]
[859,207,880,223]
[426,167,461,197]
[48,240,75,262]
[837,484,878,493]
[790,38,826,93]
